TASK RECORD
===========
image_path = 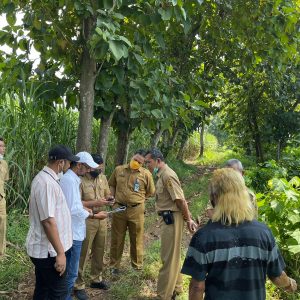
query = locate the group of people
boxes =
[0,137,298,300]
[24,145,196,300]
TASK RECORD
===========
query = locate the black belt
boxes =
[116,202,140,208]
[158,210,174,216]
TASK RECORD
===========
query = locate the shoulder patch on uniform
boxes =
[167,178,173,188]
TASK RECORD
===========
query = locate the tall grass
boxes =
[0,93,78,210]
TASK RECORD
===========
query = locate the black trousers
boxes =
[30,255,68,300]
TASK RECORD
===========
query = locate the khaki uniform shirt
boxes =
[80,173,110,212]
[108,164,155,205]
[0,159,9,200]
[155,164,185,212]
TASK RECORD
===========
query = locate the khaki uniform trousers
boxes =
[75,218,107,290]
[110,203,145,269]
[0,199,6,256]
[157,211,184,300]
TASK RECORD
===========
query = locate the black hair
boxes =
[134,149,147,157]
[0,137,4,142]
[70,161,78,168]
[145,148,165,161]
[91,153,103,165]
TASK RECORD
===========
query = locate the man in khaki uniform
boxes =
[145,149,197,300]
[109,149,155,273]
[74,154,113,300]
[0,137,9,257]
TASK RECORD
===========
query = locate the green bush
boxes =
[184,131,218,160]
[247,160,287,192]
[257,176,300,299]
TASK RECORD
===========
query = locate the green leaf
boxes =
[158,8,172,21]
[290,229,300,244]
[287,245,300,254]
[103,0,114,9]
[180,7,186,20]
[118,36,131,47]
[133,53,144,65]
[151,109,164,119]
[155,33,165,49]
[112,66,125,83]
[3,2,15,14]
[287,213,300,225]
[108,40,124,61]
[6,13,16,26]
[194,100,209,108]
[112,12,124,20]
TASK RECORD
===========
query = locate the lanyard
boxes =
[43,170,60,185]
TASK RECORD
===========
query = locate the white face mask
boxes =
[57,172,64,179]
[0,154,3,160]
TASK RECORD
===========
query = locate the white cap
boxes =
[76,152,99,169]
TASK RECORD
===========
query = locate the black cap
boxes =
[91,153,103,165]
[48,145,79,162]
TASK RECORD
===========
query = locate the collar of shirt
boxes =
[43,166,60,181]
[65,168,81,184]
[157,164,167,178]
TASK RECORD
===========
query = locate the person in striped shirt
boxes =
[26,145,79,300]
[182,168,297,300]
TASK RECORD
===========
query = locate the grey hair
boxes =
[225,159,243,172]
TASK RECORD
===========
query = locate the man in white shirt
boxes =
[60,152,108,300]
[26,145,79,300]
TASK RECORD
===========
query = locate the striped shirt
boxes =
[182,220,285,300]
[26,166,72,258]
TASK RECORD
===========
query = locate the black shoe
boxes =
[90,281,110,290]
[111,268,121,275]
[171,291,179,300]
[74,289,89,300]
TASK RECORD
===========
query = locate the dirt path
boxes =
[7,165,215,300]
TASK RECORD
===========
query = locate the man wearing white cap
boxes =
[60,151,108,300]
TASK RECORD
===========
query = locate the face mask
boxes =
[90,169,102,178]
[57,172,64,179]
[0,154,3,160]
[153,167,159,176]
[130,160,141,170]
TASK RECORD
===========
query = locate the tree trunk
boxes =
[199,123,204,158]
[97,110,115,165]
[76,17,96,152]
[276,140,281,161]
[176,134,188,161]
[170,128,180,147]
[115,126,131,166]
[248,98,264,162]
[151,127,164,148]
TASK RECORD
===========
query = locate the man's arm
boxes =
[269,271,297,293]
[82,198,110,208]
[175,198,197,233]
[145,171,155,198]
[189,278,205,300]
[41,217,66,276]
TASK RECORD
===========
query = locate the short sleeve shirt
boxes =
[155,164,185,212]
[26,166,72,258]
[0,159,9,199]
[81,173,110,212]
[181,220,285,300]
[108,164,155,205]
